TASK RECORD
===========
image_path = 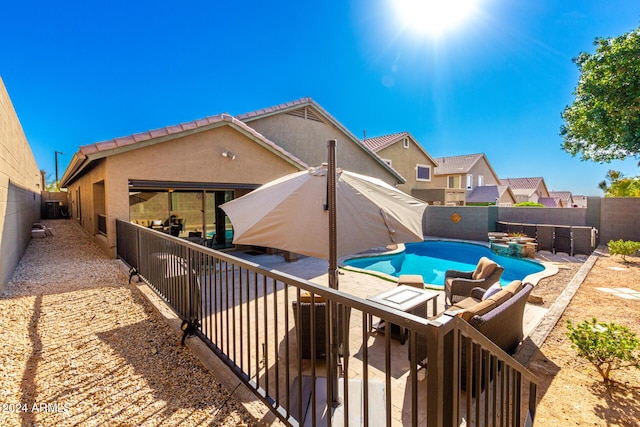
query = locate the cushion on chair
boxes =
[472,257,497,280]
[482,283,502,300]
[299,291,326,303]
[503,280,523,294]
[460,299,497,321]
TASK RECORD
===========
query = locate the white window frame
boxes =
[403,138,409,149]
[478,175,484,186]
[416,164,431,182]
[466,174,473,190]
[447,176,459,189]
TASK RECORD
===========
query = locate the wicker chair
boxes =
[292,297,351,360]
[444,257,504,306]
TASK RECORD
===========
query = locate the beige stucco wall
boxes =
[376,138,437,194]
[243,113,400,186]
[65,125,302,257]
[0,77,42,289]
[466,159,500,191]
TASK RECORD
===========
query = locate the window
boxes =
[448,176,459,188]
[416,165,431,181]
[478,175,484,186]
[403,138,409,149]
[466,175,473,190]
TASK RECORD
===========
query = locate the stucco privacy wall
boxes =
[66,125,302,257]
[599,198,640,242]
[422,199,640,244]
[0,77,41,289]
[423,206,493,242]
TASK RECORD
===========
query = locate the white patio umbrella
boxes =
[221,140,427,409]
[220,146,427,284]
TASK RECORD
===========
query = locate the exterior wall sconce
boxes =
[222,150,236,160]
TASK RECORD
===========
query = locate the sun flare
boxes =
[393,0,480,37]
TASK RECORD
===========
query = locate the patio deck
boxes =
[220,250,551,425]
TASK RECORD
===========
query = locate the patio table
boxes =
[367,285,439,344]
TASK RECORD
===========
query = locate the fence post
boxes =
[426,315,456,426]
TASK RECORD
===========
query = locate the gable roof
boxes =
[467,185,514,203]
[433,153,499,177]
[59,113,309,187]
[500,177,549,198]
[538,197,560,207]
[549,191,574,206]
[361,132,439,166]
[237,97,406,183]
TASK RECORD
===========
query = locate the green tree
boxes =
[561,28,640,163]
[598,170,640,197]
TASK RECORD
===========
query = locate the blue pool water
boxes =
[343,240,545,288]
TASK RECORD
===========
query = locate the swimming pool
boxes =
[343,240,545,288]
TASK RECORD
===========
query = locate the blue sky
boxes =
[1,0,639,196]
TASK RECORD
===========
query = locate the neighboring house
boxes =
[433,153,502,206]
[466,185,516,206]
[60,114,309,257]
[572,195,588,208]
[60,98,406,258]
[500,177,550,204]
[361,131,439,196]
[549,191,574,208]
[0,76,42,289]
[237,98,404,187]
[538,197,561,208]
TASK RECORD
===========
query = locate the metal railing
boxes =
[117,219,537,426]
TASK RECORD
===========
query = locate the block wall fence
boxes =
[422,197,640,246]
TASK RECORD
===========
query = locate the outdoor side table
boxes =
[367,285,439,345]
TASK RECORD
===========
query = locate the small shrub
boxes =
[513,201,544,207]
[566,318,640,383]
[607,239,640,262]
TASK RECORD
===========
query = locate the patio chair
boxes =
[292,293,351,361]
[444,256,504,306]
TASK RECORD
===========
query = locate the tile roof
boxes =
[500,177,544,190]
[549,191,573,206]
[467,185,499,203]
[61,113,309,187]
[235,97,314,121]
[466,185,513,203]
[434,153,484,175]
[361,132,409,152]
[538,197,560,207]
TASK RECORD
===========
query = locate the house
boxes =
[60,98,404,257]
[500,177,550,204]
[466,185,516,206]
[537,197,561,208]
[0,76,42,289]
[361,131,439,196]
[433,153,502,205]
[572,195,588,208]
[549,191,575,208]
[237,98,404,187]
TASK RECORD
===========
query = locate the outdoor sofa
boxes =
[414,280,533,368]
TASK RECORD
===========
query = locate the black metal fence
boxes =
[117,220,537,426]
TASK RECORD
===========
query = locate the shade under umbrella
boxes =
[220,164,427,261]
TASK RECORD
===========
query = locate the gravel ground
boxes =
[0,220,254,427]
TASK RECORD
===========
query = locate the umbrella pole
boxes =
[327,140,342,408]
